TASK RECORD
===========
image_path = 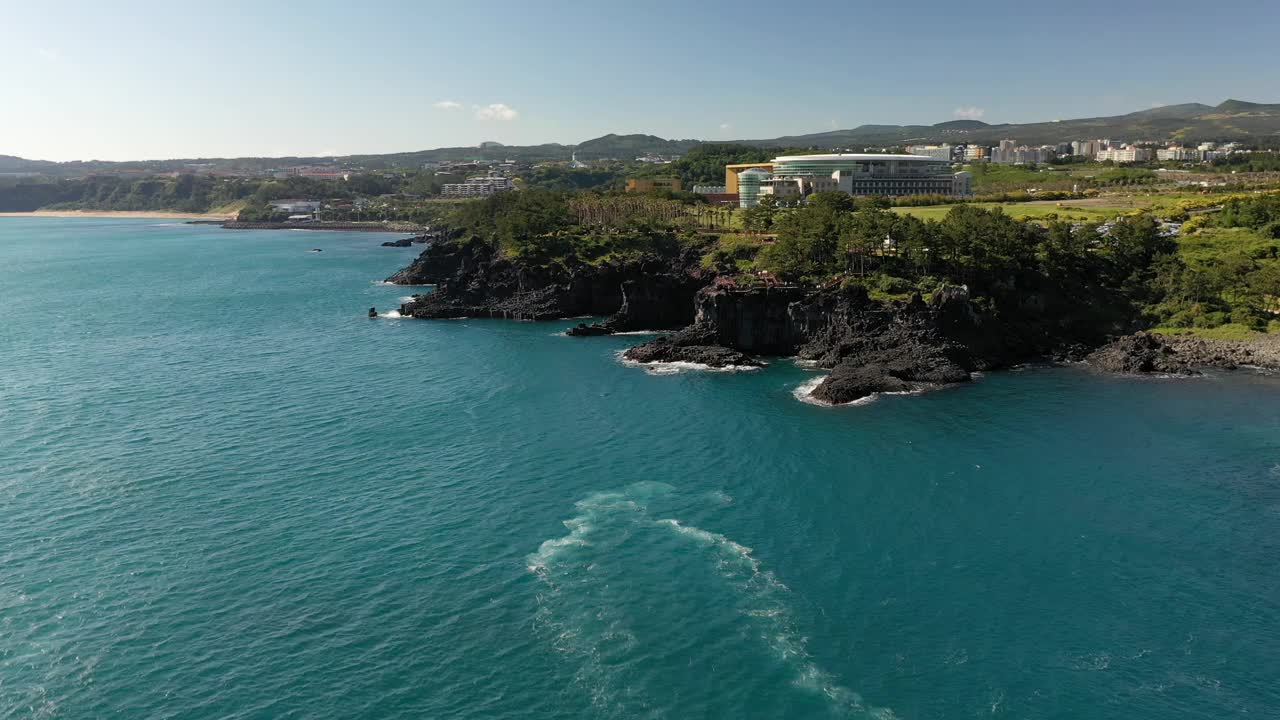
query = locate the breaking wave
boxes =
[793,375,831,406]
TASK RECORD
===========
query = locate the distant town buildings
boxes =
[990,140,1056,165]
[1072,140,1108,158]
[440,175,515,198]
[269,199,321,214]
[1157,146,1202,162]
[280,166,348,180]
[1095,146,1153,163]
[634,154,680,164]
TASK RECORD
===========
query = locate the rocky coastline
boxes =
[388,240,1278,404]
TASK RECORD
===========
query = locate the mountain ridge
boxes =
[4,100,1278,171]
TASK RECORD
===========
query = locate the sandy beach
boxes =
[0,210,234,220]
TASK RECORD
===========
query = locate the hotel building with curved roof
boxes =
[734,153,970,207]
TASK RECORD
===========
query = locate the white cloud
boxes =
[953,106,986,121]
[719,122,733,131]
[433,100,463,110]
[474,103,519,121]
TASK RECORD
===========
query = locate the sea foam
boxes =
[529,484,895,719]
[656,516,897,718]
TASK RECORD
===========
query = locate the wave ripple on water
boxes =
[529,483,896,719]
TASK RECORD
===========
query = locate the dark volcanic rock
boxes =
[566,274,708,336]
[622,325,759,368]
[391,238,712,324]
[566,323,613,337]
[1086,332,1201,375]
[810,364,911,404]
[387,241,479,286]
[381,237,414,247]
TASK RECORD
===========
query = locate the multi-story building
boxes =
[907,145,954,161]
[992,141,1055,165]
[440,175,515,198]
[1071,139,1111,158]
[1095,147,1153,163]
[963,145,988,161]
[1156,146,1203,162]
[736,154,969,208]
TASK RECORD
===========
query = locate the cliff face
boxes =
[624,284,1014,403]
[390,239,711,325]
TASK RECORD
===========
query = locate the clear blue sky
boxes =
[3,0,1278,161]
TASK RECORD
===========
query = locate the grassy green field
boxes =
[891,202,1119,223]
[891,192,1215,223]
[1152,323,1280,340]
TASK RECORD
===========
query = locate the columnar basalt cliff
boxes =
[386,239,1280,405]
[390,239,711,327]
[623,285,1009,403]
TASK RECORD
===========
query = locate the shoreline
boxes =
[0,210,235,220]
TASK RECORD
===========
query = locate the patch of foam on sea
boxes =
[529,483,897,719]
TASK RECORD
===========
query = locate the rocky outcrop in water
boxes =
[620,284,993,400]
[621,323,759,368]
[809,364,912,404]
[1086,332,1199,374]
[1086,331,1280,374]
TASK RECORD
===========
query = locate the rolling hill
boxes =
[4,100,1279,176]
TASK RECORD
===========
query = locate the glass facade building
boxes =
[736,167,770,208]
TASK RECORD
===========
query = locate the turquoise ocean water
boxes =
[2,218,1279,719]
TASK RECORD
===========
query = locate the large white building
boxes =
[1096,147,1153,163]
[738,154,970,208]
[440,175,515,199]
[908,145,955,161]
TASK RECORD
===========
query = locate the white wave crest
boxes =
[527,482,674,573]
[377,310,402,319]
[398,295,416,304]
[793,375,832,406]
[530,485,895,718]
[657,517,897,718]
